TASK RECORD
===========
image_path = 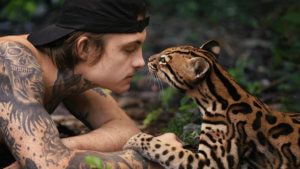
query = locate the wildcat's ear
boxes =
[200,40,220,58]
[189,57,210,82]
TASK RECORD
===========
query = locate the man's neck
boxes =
[45,68,97,113]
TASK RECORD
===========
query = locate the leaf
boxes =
[84,156,104,169]
[180,96,191,105]
[24,1,37,16]
[143,109,163,126]
[104,89,112,94]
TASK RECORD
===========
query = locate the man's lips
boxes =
[125,74,135,80]
[127,72,136,78]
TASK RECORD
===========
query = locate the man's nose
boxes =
[133,52,145,68]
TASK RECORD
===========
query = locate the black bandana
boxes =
[28,0,149,46]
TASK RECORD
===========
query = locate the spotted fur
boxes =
[124,40,300,169]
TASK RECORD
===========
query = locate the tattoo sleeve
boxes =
[0,41,70,168]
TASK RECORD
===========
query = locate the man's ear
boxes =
[200,40,220,58]
[76,36,89,61]
[189,57,210,82]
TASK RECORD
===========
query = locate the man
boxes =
[0,0,182,168]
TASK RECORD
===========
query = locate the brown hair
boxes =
[37,32,105,71]
[37,9,147,71]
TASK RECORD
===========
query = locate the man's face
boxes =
[77,29,147,93]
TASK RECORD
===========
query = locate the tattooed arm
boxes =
[0,40,69,167]
[0,41,158,169]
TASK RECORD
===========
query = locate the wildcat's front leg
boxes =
[124,133,205,169]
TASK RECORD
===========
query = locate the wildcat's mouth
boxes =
[148,63,158,77]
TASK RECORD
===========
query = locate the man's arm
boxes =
[62,88,140,152]
[0,97,150,169]
[0,41,154,169]
[0,40,69,167]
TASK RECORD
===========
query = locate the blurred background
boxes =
[0,0,299,166]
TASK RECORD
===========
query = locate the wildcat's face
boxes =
[148,45,215,92]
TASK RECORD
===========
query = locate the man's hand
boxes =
[155,133,183,148]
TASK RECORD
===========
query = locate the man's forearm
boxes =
[8,147,160,169]
[61,121,164,169]
[62,118,140,152]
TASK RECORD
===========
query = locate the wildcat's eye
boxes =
[159,55,167,65]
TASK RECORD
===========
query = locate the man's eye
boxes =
[124,49,136,53]
[123,47,138,54]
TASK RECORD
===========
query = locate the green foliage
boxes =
[147,0,261,27]
[160,86,178,107]
[268,7,300,112]
[85,156,112,169]
[271,9,300,65]
[281,97,300,113]
[269,8,300,112]
[144,85,201,144]
[162,95,201,147]
[131,74,144,83]
[162,110,201,136]
[187,33,199,42]
[143,108,163,126]
[143,87,178,126]
[0,0,64,22]
[181,129,201,148]
[273,71,300,112]
[143,85,202,146]
[228,58,261,95]
[179,96,197,111]
[0,0,39,22]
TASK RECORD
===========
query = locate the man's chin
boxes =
[112,85,130,94]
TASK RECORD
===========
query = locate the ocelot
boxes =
[124,40,300,169]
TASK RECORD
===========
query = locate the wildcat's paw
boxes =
[123,132,184,169]
[123,133,155,151]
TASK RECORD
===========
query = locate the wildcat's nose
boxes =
[148,54,158,62]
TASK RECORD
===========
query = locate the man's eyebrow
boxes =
[124,40,142,46]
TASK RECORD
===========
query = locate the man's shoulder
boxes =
[0,35,46,104]
[0,34,39,57]
[0,34,44,79]
[0,35,42,69]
